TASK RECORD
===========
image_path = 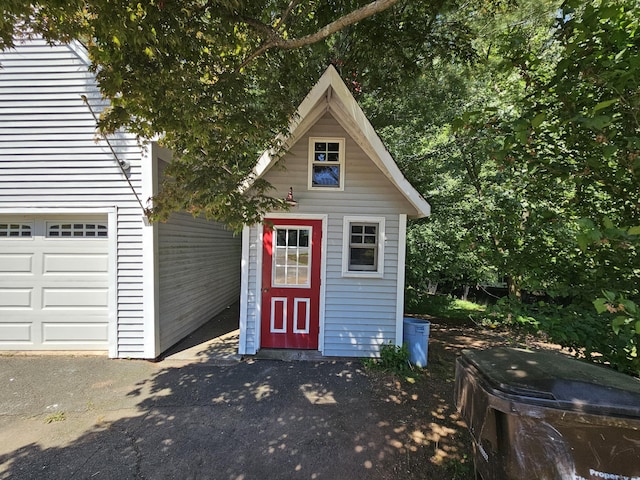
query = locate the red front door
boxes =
[261,219,322,349]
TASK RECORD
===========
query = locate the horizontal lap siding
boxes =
[250,112,413,357]
[158,213,241,352]
[0,40,146,357]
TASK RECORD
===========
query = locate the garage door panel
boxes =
[0,288,33,309]
[42,322,109,343]
[0,216,110,351]
[43,253,108,274]
[0,323,32,342]
[42,288,109,309]
[0,254,34,274]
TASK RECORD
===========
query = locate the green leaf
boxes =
[602,145,618,158]
[612,316,627,335]
[636,321,640,335]
[620,299,637,314]
[593,298,608,314]
[583,115,612,130]
[451,117,465,132]
[593,99,618,113]
[628,226,640,235]
[577,234,588,252]
[516,129,529,145]
[531,112,546,129]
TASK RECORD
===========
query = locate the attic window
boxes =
[308,137,345,190]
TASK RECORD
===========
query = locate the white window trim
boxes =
[342,216,385,278]
[308,137,345,191]
[271,225,312,289]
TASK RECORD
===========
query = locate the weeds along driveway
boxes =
[0,356,446,480]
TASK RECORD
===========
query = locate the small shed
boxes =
[239,66,430,357]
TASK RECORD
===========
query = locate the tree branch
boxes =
[274,0,301,31]
[237,0,401,70]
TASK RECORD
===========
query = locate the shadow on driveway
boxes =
[1,358,409,479]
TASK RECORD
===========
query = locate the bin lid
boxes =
[461,347,640,417]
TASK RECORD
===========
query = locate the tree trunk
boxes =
[461,285,470,301]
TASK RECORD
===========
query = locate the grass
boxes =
[407,292,486,321]
[44,411,66,424]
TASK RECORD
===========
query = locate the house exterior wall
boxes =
[0,39,148,357]
[242,112,414,357]
[157,212,241,353]
[150,155,242,354]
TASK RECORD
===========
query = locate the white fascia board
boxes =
[251,69,334,181]
[252,99,329,181]
[250,65,431,218]
[68,40,92,66]
[325,69,431,218]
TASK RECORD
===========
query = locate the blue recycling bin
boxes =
[403,317,431,367]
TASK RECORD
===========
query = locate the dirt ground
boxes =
[367,316,564,479]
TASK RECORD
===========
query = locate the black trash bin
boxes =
[455,347,640,480]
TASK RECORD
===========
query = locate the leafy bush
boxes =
[363,342,413,377]
[593,292,640,377]
[485,297,639,377]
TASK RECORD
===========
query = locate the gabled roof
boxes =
[253,65,430,218]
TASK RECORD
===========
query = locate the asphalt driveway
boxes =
[0,355,403,480]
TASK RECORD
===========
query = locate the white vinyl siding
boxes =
[244,113,413,357]
[0,39,146,357]
[157,213,241,353]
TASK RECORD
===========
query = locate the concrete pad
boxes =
[161,303,243,365]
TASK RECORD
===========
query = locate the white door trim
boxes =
[257,213,328,354]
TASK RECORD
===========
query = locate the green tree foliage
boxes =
[4,1,639,372]
[3,0,478,230]
[497,0,640,297]
[362,1,566,297]
[472,0,640,374]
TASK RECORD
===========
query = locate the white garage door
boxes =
[0,216,110,350]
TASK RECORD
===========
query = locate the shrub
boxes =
[485,297,639,377]
[363,342,413,377]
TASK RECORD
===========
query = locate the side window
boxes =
[308,137,345,190]
[47,223,108,238]
[342,216,385,278]
[0,223,32,238]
